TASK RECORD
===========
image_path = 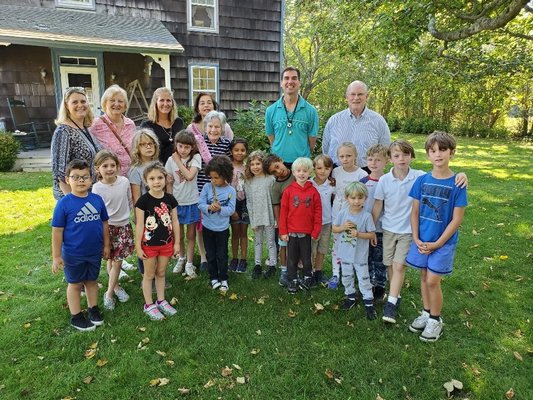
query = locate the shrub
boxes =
[385,115,402,132]
[401,117,450,135]
[0,131,21,171]
[177,106,194,126]
[452,123,510,139]
[231,100,270,152]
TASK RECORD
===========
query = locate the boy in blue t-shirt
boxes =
[406,131,467,342]
[52,160,110,332]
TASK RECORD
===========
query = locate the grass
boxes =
[0,134,532,399]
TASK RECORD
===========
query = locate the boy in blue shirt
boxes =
[52,160,110,331]
[406,131,467,342]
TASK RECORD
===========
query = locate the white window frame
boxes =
[189,64,219,107]
[187,0,219,33]
[55,0,95,10]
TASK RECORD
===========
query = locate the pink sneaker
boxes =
[157,300,177,316]
[144,303,164,321]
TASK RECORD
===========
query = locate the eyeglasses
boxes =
[69,175,91,181]
[139,142,155,148]
[65,87,87,95]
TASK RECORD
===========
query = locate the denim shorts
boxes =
[406,241,457,275]
[177,204,201,225]
[62,252,101,284]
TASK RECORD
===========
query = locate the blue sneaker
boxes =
[228,258,238,272]
[236,259,248,273]
[327,275,339,290]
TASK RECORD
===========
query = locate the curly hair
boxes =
[130,128,160,167]
[245,150,266,180]
[204,155,233,184]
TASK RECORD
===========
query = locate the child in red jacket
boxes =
[279,157,322,294]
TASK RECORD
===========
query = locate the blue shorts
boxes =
[62,252,101,283]
[406,241,457,275]
[278,238,287,247]
[178,204,200,225]
[231,199,250,224]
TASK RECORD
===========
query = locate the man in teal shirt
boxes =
[265,67,319,166]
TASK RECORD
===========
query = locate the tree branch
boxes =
[501,28,533,40]
[428,0,530,41]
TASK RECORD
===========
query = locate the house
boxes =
[0,0,283,139]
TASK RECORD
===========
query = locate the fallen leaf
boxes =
[346,321,354,327]
[82,376,93,384]
[165,360,175,367]
[334,377,342,385]
[229,293,238,300]
[471,367,481,376]
[325,369,335,379]
[515,276,524,282]
[293,298,301,305]
[138,327,146,332]
[96,359,108,367]
[472,229,479,235]
[170,297,178,306]
[513,351,523,361]
[84,348,97,359]
[177,387,190,395]
[376,394,384,400]
[496,223,505,227]
[141,337,150,344]
[443,379,463,397]
[23,322,31,329]
[465,321,472,329]
[499,255,509,261]
[37,356,44,360]
[332,304,340,311]
[469,290,477,297]
[221,366,233,377]
[203,379,215,388]
[482,282,489,290]
[156,350,166,357]
[89,342,98,349]
[236,376,246,384]
[465,309,471,315]
[250,348,260,355]
[505,388,515,399]
[287,309,298,318]
[313,303,325,313]
[232,364,242,370]
[256,296,268,304]
[256,329,262,335]
[158,378,170,386]
[149,378,160,387]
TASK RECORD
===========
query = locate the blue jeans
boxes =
[368,232,387,288]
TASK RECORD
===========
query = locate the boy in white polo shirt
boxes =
[373,140,467,324]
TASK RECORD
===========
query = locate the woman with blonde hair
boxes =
[90,84,136,175]
[140,87,183,163]
[51,87,101,200]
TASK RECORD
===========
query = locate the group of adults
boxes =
[265,66,391,171]
[51,66,390,200]
[51,86,230,200]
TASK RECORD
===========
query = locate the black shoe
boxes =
[263,265,277,278]
[287,279,298,295]
[365,305,377,320]
[341,297,357,311]
[252,264,262,279]
[200,261,208,272]
[373,286,387,303]
[71,312,95,332]
[299,275,313,290]
[228,258,239,272]
[382,301,397,324]
[88,306,104,326]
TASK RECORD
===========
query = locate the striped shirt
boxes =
[322,107,391,167]
[196,135,231,191]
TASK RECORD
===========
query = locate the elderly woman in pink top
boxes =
[90,85,135,176]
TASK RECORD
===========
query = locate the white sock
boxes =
[388,296,398,305]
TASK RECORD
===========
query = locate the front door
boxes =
[59,65,100,116]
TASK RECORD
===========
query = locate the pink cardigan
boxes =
[90,115,135,176]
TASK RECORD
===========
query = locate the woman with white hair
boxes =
[51,87,101,200]
[90,84,135,175]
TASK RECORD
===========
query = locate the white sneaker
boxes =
[184,262,197,278]
[211,280,221,290]
[219,280,229,292]
[103,294,115,311]
[121,259,136,271]
[409,310,430,333]
[420,317,443,342]
[114,287,130,303]
[118,269,129,281]
[172,257,186,274]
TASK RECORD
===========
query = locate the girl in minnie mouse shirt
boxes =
[135,162,179,321]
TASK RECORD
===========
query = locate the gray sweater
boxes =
[244,175,275,228]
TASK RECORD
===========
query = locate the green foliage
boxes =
[401,117,451,135]
[452,123,510,139]
[231,101,271,151]
[177,106,194,126]
[0,131,21,172]
[385,115,402,132]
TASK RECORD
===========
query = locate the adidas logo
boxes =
[74,202,101,223]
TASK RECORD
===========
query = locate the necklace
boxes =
[159,120,173,142]
[283,96,299,135]
[69,118,97,148]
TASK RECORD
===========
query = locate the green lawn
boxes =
[0,134,532,399]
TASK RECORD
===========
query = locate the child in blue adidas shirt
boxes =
[51,159,110,332]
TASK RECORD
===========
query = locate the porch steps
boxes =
[13,149,51,172]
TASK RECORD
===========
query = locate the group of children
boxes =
[52,128,467,342]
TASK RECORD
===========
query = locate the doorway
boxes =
[59,61,100,116]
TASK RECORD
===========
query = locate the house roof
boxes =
[0,5,184,54]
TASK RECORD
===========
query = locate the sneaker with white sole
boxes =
[121,259,136,271]
[409,310,430,333]
[184,262,197,278]
[211,279,221,290]
[382,301,397,324]
[118,269,129,281]
[219,280,229,292]
[114,287,130,303]
[327,275,339,290]
[88,306,104,326]
[157,300,177,316]
[420,317,443,342]
[173,257,186,274]
[70,312,95,332]
[144,303,165,320]
[103,294,115,311]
